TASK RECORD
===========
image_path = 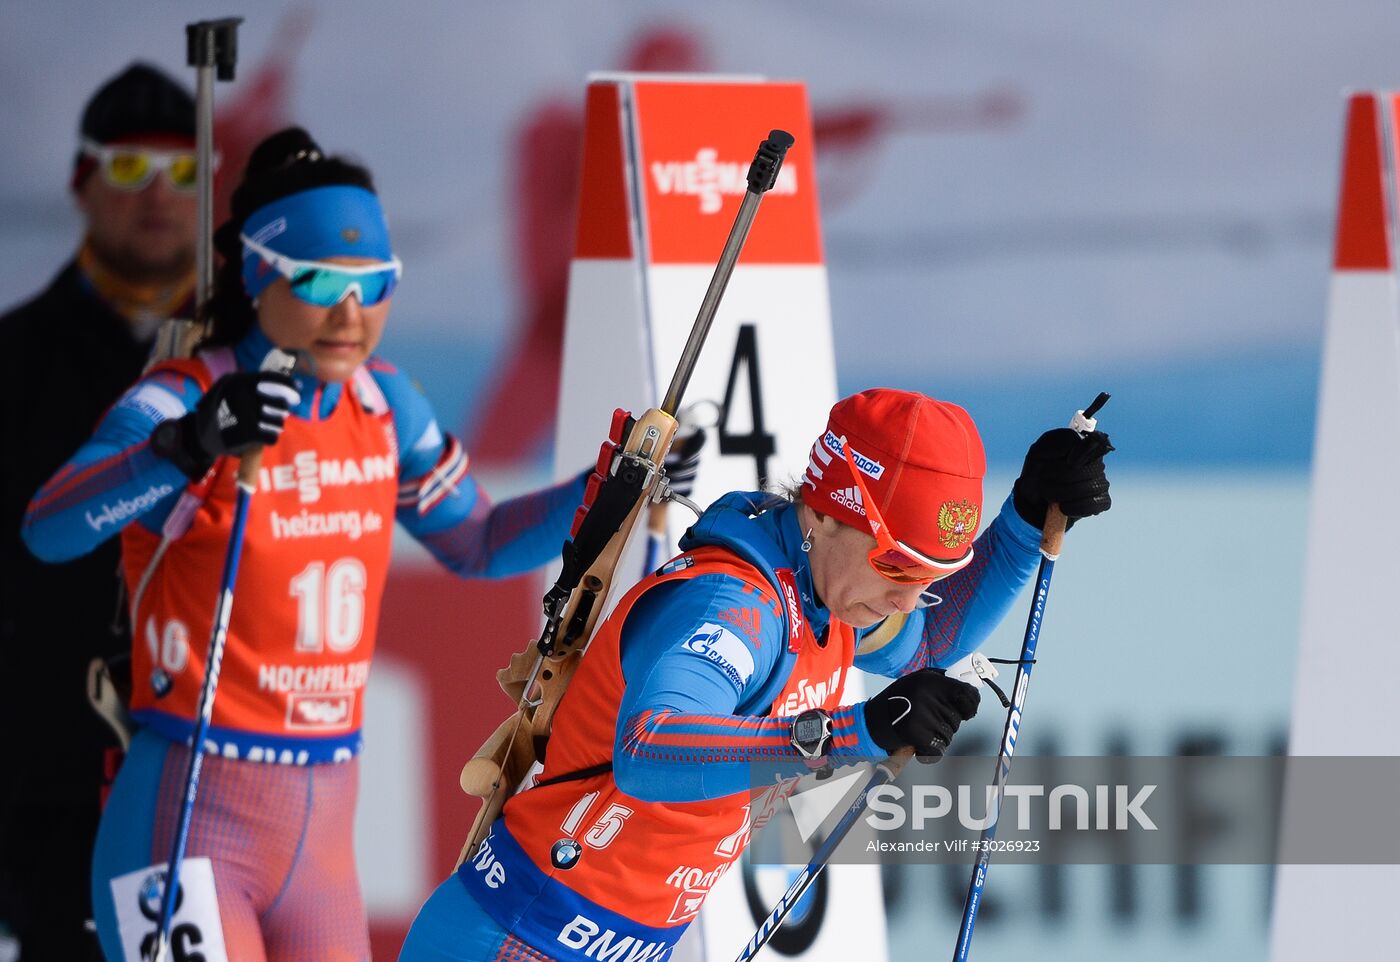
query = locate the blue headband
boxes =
[241,185,393,299]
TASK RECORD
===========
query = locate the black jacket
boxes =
[0,261,155,956]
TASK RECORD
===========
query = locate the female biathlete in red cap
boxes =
[21,127,620,962]
[399,388,1113,962]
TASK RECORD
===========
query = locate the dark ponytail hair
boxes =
[200,127,376,346]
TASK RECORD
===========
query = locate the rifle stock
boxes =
[459,409,677,862]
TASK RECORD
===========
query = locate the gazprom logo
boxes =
[823,431,885,479]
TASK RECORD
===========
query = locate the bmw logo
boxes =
[151,668,172,698]
[137,870,181,921]
[550,838,582,870]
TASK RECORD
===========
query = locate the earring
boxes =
[801,528,813,553]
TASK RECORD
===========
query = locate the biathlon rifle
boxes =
[458,129,796,862]
[120,18,244,647]
[148,17,242,366]
[91,18,244,754]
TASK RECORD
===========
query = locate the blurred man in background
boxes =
[0,63,198,961]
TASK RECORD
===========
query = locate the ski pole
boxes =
[736,749,911,962]
[950,391,1109,962]
[735,653,1001,962]
[151,347,295,962]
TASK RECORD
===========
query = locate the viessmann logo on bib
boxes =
[259,449,396,504]
[649,148,798,214]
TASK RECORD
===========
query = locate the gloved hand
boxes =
[152,371,301,479]
[664,427,707,499]
[1012,428,1114,530]
[862,668,980,760]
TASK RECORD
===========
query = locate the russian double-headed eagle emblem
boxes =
[937,499,979,548]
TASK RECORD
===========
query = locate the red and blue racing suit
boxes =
[400,489,1041,962]
[23,326,585,962]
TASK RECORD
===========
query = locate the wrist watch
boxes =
[789,708,833,760]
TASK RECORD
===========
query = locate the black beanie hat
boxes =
[73,63,195,187]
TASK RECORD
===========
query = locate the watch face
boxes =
[794,716,825,744]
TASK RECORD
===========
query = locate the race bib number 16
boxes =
[110,858,227,962]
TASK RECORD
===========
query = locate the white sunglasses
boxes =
[80,138,220,192]
[241,233,403,307]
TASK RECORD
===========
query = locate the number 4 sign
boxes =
[718,324,778,488]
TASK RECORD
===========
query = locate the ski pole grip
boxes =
[236,347,299,488]
[747,130,795,194]
[873,746,915,790]
[882,746,916,780]
[1041,504,1068,558]
[1082,392,1110,422]
[1051,390,1108,550]
[237,448,266,488]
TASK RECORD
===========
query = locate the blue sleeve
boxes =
[22,372,200,563]
[853,494,1042,677]
[374,360,586,578]
[614,575,882,804]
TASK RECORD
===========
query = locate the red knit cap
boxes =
[801,389,986,563]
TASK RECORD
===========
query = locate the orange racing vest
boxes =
[123,354,398,764]
[488,546,854,933]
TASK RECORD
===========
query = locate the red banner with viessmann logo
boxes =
[632,81,822,265]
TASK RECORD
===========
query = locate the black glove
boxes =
[863,668,980,759]
[152,371,300,479]
[1012,428,1114,530]
[664,427,707,499]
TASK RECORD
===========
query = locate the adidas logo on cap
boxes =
[829,484,866,516]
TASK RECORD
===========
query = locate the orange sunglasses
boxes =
[840,440,973,585]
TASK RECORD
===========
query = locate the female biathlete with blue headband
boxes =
[22,128,594,962]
